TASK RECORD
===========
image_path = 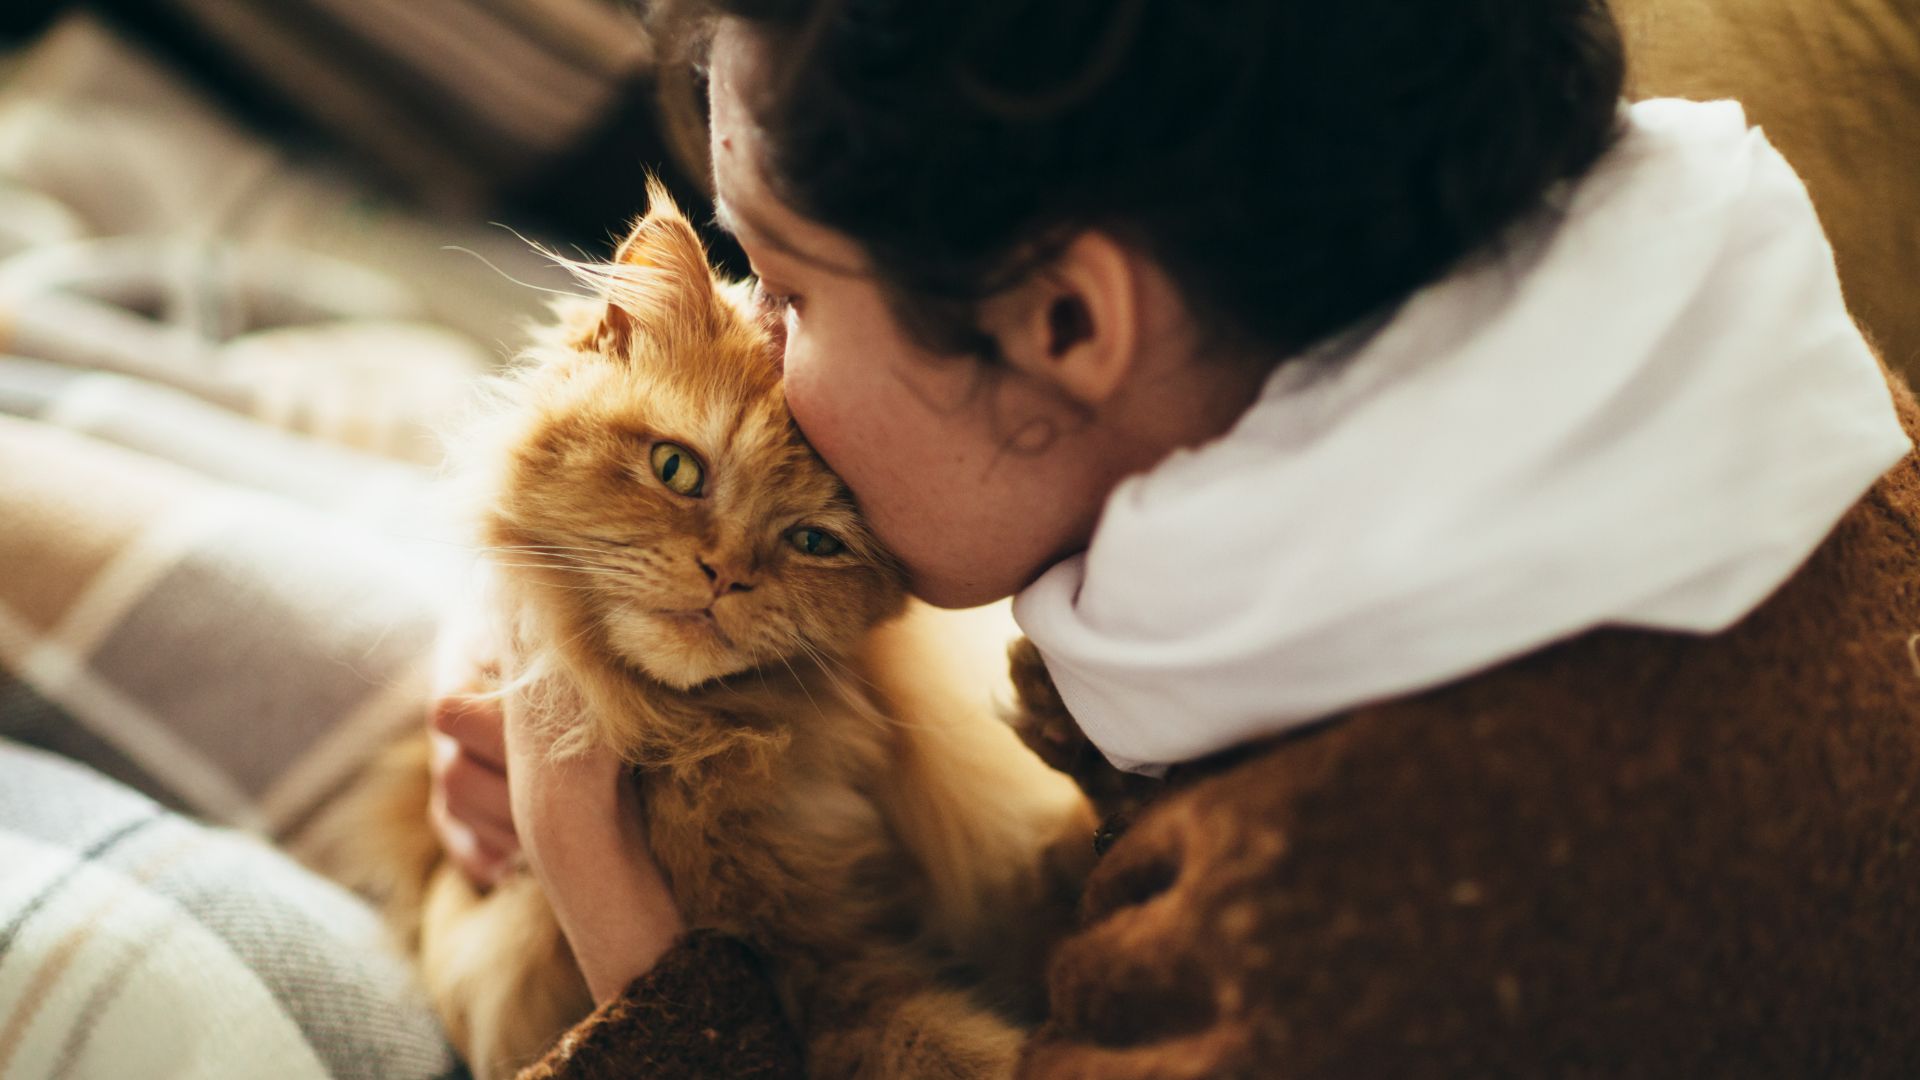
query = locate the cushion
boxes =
[0,738,462,1079]
[0,384,457,839]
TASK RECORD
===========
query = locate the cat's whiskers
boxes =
[794,634,883,696]
[487,562,638,583]
[485,559,614,578]
[494,565,629,582]
[790,636,851,691]
[771,614,862,688]
[487,546,622,567]
[486,557,630,573]
[772,650,829,722]
[484,575,609,593]
[795,634,947,734]
[502,543,625,556]
[791,638,898,729]
[771,626,879,718]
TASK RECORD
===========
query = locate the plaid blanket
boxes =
[0,738,463,1079]
[0,352,490,1079]
[0,35,544,1071]
[0,359,469,839]
[0,355,478,1075]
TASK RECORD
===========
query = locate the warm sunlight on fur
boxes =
[316,181,1093,1080]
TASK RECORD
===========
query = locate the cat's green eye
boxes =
[788,527,844,557]
[649,442,704,497]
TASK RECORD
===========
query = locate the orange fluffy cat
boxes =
[324,183,1093,1080]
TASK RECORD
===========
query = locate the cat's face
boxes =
[486,182,907,690]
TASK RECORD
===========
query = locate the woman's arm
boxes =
[500,680,809,1078]
[428,574,688,999]
[501,706,685,1003]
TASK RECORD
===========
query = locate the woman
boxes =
[431,0,1920,1075]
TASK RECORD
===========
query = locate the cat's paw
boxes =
[1006,636,1082,774]
[1006,636,1163,848]
[811,986,1023,1080]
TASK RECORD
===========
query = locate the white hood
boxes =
[1013,99,1911,774]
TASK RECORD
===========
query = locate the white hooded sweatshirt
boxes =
[1014,99,1912,774]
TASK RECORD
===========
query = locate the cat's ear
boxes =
[612,178,712,280]
[591,177,719,355]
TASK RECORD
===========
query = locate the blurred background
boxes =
[0,0,740,464]
[0,4,1913,1069]
[0,0,768,847]
[0,16,1023,1070]
[0,0,1913,848]
[0,0,1019,859]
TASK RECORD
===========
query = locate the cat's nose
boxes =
[697,556,755,596]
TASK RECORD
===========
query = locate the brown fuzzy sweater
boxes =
[521,366,1920,1078]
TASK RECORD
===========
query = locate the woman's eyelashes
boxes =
[751,278,801,317]
[767,290,801,318]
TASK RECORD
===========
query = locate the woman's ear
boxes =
[979,232,1140,409]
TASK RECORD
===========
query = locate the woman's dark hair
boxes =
[657,0,1625,364]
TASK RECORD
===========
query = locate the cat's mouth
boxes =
[654,607,736,649]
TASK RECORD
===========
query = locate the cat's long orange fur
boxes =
[324,183,1092,1079]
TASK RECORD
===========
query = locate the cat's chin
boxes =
[602,608,752,690]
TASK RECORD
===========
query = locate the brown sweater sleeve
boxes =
[1017,767,1273,1080]
[518,929,806,1080]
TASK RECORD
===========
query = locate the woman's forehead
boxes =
[707,35,867,277]
[706,27,778,241]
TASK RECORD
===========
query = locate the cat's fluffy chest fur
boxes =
[611,653,917,942]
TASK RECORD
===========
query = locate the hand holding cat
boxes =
[502,670,689,1005]
[426,600,519,888]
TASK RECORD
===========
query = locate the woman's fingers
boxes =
[430,795,518,887]
[428,709,520,888]
[423,588,517,888]
[429,743,521,884]
[435,733,517,834]
[430,692,508,770]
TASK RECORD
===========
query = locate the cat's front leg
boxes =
[805,964,1023,1080]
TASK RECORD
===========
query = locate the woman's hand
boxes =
[427,602,518,888]
[504,683,688,1004]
